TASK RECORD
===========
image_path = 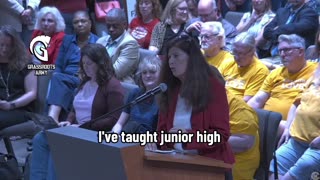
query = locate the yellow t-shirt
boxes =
[227,91,260,180]
[220,56,269,98]
[204,50,234,72]
[290,75,320,143]
[260,62,317,120]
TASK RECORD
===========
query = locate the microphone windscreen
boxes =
[159,83,168,92]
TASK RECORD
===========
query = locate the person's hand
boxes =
[185,21,203,33]
[58,121,71,127]
[278,128,290,148]
[112,123,122,134]
[0,100,11,111]
[21,8,33,25]
[145,143,157,151]
[169,128,187,133]
[70,124,80,127]
[310,136,320,149]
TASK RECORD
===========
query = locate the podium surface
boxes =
[46,127,231,180]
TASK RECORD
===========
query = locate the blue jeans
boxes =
[30,131,56,180]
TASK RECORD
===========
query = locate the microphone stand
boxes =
[84,91,158,126]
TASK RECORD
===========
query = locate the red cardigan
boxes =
[31,30,65,65]
[157,76,235,165]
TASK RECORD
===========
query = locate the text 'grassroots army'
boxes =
[97,130,221,146]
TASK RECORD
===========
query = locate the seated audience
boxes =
[248,34,318,133]
[216,0,252,18]
[220,32,269,102]
[269,63,320,180]
[30,44,125,180]
[146,34,235,178]
[149,0,190,55]
[96,8,140,84]
[185,0,238,50]
[31,6,65,65]
[112,56,161,134]
[227,90,259,180]
[47,11,99,123]
[305,29,320,62]
[129,0,161,49]
[236,0,275,58]
[0,25,37,131]
[261,0,319,68]
[186,0,198,18]
[39,0,88,34]
[200,21,234,71]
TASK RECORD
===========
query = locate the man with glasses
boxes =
[248,34,318,135]
[200,21,234,71]
[185,0,237,50]
[219,32,269,102]
[97,8,139,84]
[261,0,318,69]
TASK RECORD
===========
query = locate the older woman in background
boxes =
[31,6,65,65]
[129,0,162,49]
[149,0,190,55]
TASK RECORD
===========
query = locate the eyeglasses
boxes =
[176,7,189,13]
[200,33,219,41]
[278,47,301,54]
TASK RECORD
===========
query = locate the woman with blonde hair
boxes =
[149,0,190,55]
[112,56,161,133]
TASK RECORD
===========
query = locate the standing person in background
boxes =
[31,6,65,65]
[129,0,162,49]
[0,0,40,47]
[149,0,190,55]
[47,11,99,123]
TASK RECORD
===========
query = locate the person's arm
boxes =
[3,0,24,15]
[278,103,298,147]
[263,10,279,41]
[113,40,139,80]
[148,22,161,52]
[247,91,270,109]
[54,36,69,73]
[243,95,253,102]
[228,134,255,153]
[12,70,37,107]
[112,112,130,134]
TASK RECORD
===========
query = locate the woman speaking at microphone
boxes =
[112,56,161,134]
[145,33,235,178]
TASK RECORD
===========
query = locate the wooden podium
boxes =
[46,127,232,180]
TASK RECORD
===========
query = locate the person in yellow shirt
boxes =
[220,32,269,102]
[248,34,318,135]
[269,63,320,180]
[227,90,260,180]
[200,21,234,72]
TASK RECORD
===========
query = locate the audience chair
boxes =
[2,71,54,156]
[225,11,245,27]
[254,109,282,180]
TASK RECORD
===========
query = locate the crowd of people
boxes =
[0,0,320,179]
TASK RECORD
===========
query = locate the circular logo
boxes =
[311,171,320,180]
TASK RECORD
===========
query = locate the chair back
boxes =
[225,11,244,27]
[254,109,282,180]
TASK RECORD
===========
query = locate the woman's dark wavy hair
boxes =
[159,33,218,112]
[78,44,115,89]
[0,25,31,71]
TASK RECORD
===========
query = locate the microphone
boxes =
[84,83,167,125]
[132,83,167,104]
